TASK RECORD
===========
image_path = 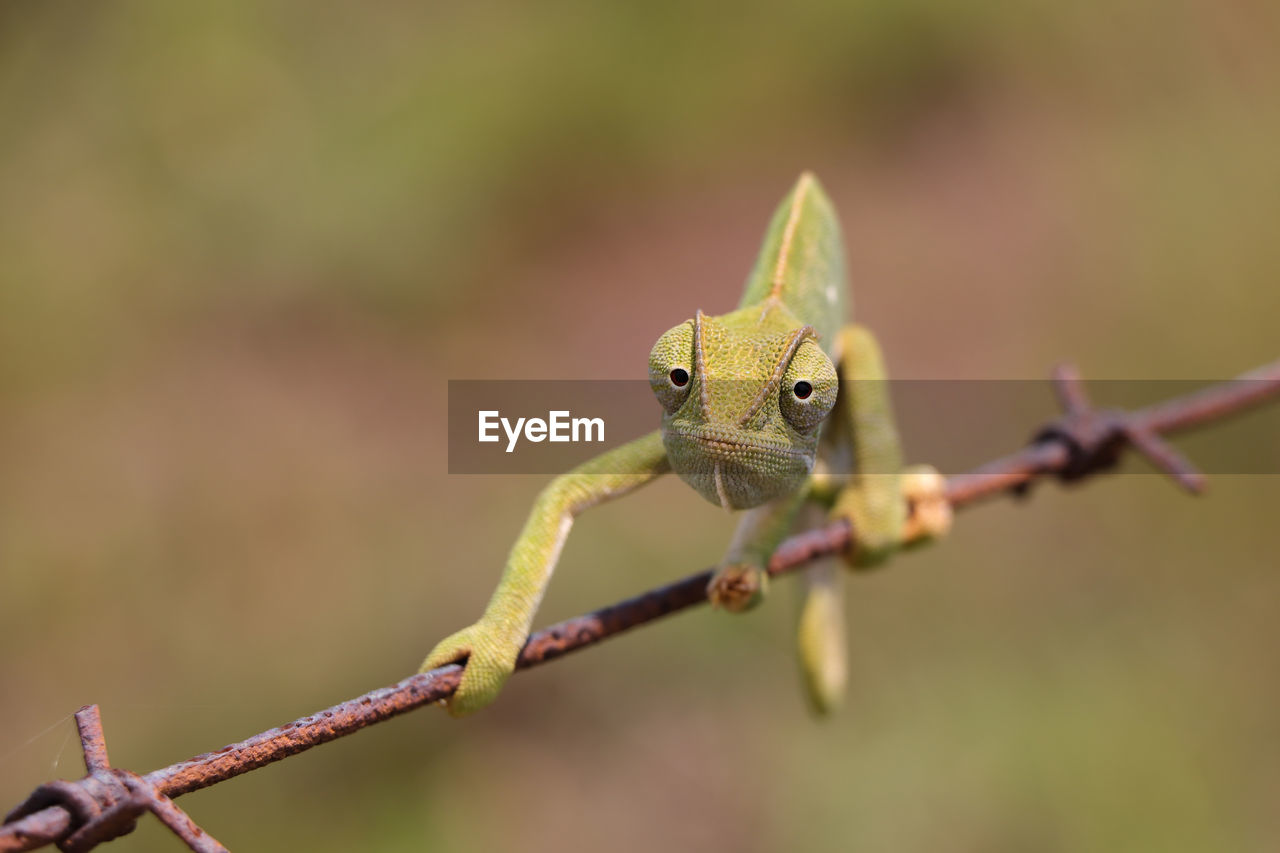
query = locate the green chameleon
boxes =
[423,172,952,716]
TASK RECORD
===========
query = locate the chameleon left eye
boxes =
[779,341,837,432]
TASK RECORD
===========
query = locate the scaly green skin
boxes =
[422,173,950,716]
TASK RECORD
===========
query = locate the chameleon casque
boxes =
[423,173,952,716]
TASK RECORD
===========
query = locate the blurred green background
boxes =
[2,2,1278,851]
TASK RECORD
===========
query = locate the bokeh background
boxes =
[2,3,1279,851]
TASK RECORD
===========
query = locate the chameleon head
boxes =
[649,307,839,510]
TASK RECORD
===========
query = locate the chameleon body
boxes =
[423,173,951,716]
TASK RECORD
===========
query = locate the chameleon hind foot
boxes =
[900,464,951,546]
[707,563,769,612]
[831,464,951,568]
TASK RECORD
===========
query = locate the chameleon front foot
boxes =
[420,621,521,717]
[707,563,769,612]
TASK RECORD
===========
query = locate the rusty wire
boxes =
[3,359,1279,852]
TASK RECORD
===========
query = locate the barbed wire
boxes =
[3,359,1279,852]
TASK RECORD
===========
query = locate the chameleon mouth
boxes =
[667,424,810,461]
[662,424,814,510]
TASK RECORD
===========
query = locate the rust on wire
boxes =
[3,358,1279,853]
[73,708,110,775]
[148,668,463,800]
[517,571,714,667]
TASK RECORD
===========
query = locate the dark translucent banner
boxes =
[447,380,1279,475]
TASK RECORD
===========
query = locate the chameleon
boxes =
[422,172,952,716]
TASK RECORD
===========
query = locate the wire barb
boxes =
[2,707,226,853]
[1030,364,1207,494]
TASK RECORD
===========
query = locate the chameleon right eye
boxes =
[649,319,696,414]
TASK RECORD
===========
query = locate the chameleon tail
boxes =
[795,547,848,715]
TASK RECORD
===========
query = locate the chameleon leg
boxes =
[421,431,670,716]
[829,324,950,567]
[708,486,808,612]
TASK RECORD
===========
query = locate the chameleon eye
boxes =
[649,320,696,415]
[779,340,838,433]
